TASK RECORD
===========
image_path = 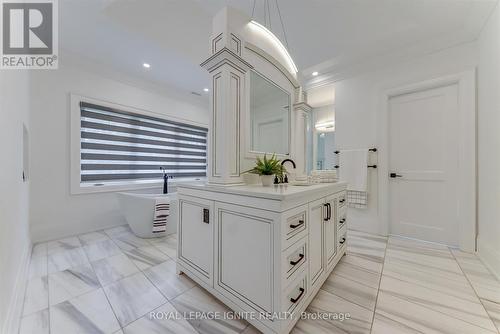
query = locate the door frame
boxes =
[378,70,476,252]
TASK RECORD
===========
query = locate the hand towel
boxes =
[153,197,170,234]
[339,149,368,192]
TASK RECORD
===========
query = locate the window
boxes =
[77,100,207,188]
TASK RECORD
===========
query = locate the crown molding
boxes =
[302,38,479,90]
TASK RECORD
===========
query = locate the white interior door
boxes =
[389,84,459,246]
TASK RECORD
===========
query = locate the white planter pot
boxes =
[261,175,274,187]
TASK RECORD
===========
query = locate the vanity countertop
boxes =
[176,182,347,201]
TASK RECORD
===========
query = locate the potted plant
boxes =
[245,154,286,186]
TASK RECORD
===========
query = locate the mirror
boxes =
[250,71,290,155]
[316,132,337,170]
[311,104,336,171]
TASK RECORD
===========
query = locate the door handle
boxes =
[324,203,331,221]
[389,172,403,178]
[323,204,329,221]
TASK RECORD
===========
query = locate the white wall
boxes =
[29,63,209,242]
[0,71,32,334]
[332,41,477,235]
[477,2,500,278]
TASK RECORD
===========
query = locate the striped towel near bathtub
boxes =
[153,198,170,233]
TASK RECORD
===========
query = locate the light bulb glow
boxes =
[315,120,335,132]
[248,20,298,74]
[143,63,151,69]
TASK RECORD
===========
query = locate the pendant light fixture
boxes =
[248,0,298,73]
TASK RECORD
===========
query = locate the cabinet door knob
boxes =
[289,253,304,266]
[289,220,304,229]
[290,287,305,303]
[339,237,346,244]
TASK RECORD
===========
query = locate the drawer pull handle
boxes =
[323,203,329,221]
[289,220,304,229]
[290,253,304,266]
[339,237,346,244]
[339,218,346,225]
[339,199,345,204]
[290,287,305,304]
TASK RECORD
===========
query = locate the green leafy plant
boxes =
[246,154,286,176]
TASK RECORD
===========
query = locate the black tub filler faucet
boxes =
[160,167,173,194]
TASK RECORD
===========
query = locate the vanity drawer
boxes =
[283,271,308,314]
[282,237,307,282]
[282,205,308,249]
[338,230,347,248]
[337,192,347,208]
[337,212,347,230]
[338,205,347,220]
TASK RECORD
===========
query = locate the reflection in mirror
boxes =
[250,71,290,155]
[312,104,336,170]
[316,132,336,170]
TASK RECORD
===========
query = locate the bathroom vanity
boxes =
[174,7,348,333]
[175,182,347,333]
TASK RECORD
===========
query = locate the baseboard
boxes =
[477,236,500,281]
[2,243,32,334]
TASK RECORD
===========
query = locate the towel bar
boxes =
[334,148,377,154]
[334,165,377,169]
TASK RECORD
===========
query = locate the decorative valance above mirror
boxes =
[249,70,291,156]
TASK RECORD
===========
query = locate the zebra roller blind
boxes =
[80,101,207,184]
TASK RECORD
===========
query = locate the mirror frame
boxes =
[246,69,292,158]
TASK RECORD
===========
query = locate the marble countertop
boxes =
[176,181,347,201]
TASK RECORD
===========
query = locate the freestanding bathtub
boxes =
[116,191,177,238]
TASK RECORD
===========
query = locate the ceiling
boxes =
[59,0,497,97]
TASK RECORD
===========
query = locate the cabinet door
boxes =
[308,198,325,288]
[178,196,213,284]
[325,196,338,268]
[214,202,277,314]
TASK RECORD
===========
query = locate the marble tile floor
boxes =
[18,226,500,334]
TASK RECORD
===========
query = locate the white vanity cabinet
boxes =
[188,7,342,333]
[176,182,347,334]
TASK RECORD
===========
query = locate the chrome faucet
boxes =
[160,167,173,194]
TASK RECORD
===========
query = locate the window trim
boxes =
[70,94,208,195]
